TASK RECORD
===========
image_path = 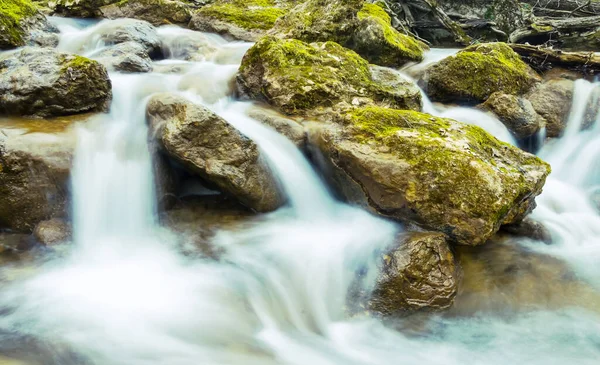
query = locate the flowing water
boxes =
[0,20,600,365]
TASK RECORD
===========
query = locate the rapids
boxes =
[0,18,599,365]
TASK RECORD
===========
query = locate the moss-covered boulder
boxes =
[100,0,194,26]
[309,106,551,246]
[236,36,422,115]
[189,0,293,41]
[270,0,424,68]
[479,92,546,140]
[0,48,112,117]
[369,232,459,316]
[0,0,58,49]
[146,93,284,212]
[420,42,540,103]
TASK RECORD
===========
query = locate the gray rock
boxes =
[93,41,152,73]
[0,0,59,49]
[98,18,161,55]
[247,106,306,148]
[0,47,112,117]
[525,79,574,138]
[146,93,284,212]
[100,0,193,26]
[480,92,546,139]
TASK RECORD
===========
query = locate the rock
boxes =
[420,42,540,104]
[189,0,288,41]
[100,0,193,26]
[52,0,119,17]
[33,218,72,245]
[525,79,574,138]
[369,232,460,315]
[501,217,552,244]
[159,28,218,61]
[0,0,59,49]
[479,92,545,139]
[309,107,551,246]
[146,93,284,212]
[247,106,305,148]
[0,116,81,232]
[0,48,112,118]
[93,41,152,73]
[271,0,424,68]
[236,36,422,115]
[352,3,425,67]
[0,232,34,253]
[153,150,178,211]
[97,18,161,55]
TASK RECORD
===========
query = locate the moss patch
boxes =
[423,42,539,103]
[197,0,286,30]
[0,0,38,48]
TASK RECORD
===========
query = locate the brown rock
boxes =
[33,218,72,245]
[525,79,574,137]
[480,92,546,139]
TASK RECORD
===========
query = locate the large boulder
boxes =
[309,107,551,246]
[100,0,194,26]
[525,78,574,138]
[0,48,112,117]
[0,0,59,49]
[236,36,422,115]
[189,0,290,42]
[146,94,284,212]
[369,232,460,315]
[271,0,425,67]
[0,117,79,232]
[479,92,546,140]
[420,42,540,103]
[93,41,153,73]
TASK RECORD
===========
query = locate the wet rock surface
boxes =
[525,78,575,138]
[369,232,460,316]
[0,48,112,118]
[147,93,284,212]
[480,92,546,139]
[100,0,194,26]
[33,218,72,245]
[93,41,153,73]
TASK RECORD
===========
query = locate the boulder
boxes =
[100,0,193,26]
[236,36,422,115]
[479,92,545,140]
[309,107,551,246]
[369,232,459,315]
[0,117,80,232]
[501,217,552,244]
[271,0,424,68]
[146,93,284,212]
[420,42,540,103]
[247,106,306,148]
[189,0,289,42]
[97,18,161,55]
[52,0,119,17]
[0,48,112,117]
[33,218,72,245]
[93,41,152,73]
[0,0,59,49]
[525,79,574,138]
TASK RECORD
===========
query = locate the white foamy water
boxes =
[0,20,600,365]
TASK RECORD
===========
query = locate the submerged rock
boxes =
[421,42,540,103]
[369,232,459,315]
[93,41,153,73]
[236,36,422,115]
[310,107,551,246]
[525,78,574,138]
[271,0,424,67]
[33,218,72,245]
[189,0,289,41]
[100,0,193,26]
[0,0,59,49]
[0,47,112,117]
[146,94,284,212]
[480,92,545,140]
[0,117,79,232]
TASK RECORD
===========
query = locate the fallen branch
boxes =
[509,43,600,74]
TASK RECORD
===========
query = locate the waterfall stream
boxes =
[0,19,599,365]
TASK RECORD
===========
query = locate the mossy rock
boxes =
[309,106,551,245]
[420,42,540,104]
[236,36,422,115]
[52,0,120,17]
[100,0,194,26]
[189,0,292,41]
[352,3,425,67]
[0,0,45,49]
[270,0,424,68]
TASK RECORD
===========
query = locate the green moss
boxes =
[0,0,38,48]
[357,3,391,23]
[197,0,285,30]
[344,106,550,242]
[425,42,539,103]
